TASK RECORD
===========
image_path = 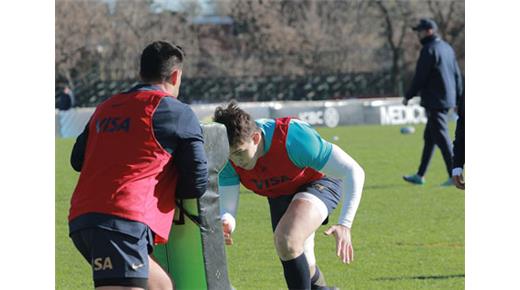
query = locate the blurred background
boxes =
[55,0,464,107]
[54,2,467,289]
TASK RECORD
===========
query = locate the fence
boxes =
[56,71,398,108]
[55,98,454,139]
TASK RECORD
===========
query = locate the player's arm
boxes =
[404,47,435,103]
[321,145,365,264]
[320,144,365,226]
[218,161,240,245]
[287,120,365,263]
[153,98,208,199]
[70,121,90,172]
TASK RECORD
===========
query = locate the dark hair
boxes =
[214,101,259,146]
[139,41,184,83]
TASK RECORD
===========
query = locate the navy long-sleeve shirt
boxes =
[405,35,463,110]
[70,84,208,199]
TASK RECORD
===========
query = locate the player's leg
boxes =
[70,220,160,290]
[303,232,317,276]
[268,195,313,289]
[270,178,342,289]
[275,197,326,260]
[298,177,342,289]
[429,109,454,179]
[417,111,436,177]
[147,255,174,290]
[94,249,173,290]
[302,232,327,288]
[274,197,324,289]
[404,111,434,184]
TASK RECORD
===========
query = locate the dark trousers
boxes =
[417,109,453,178]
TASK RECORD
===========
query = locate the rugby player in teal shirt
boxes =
[215,103,365,289]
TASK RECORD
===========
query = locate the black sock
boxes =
[281,253,311,290]
[311,265,320,285]
[311,265,327,288]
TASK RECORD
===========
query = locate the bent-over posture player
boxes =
[214,102,365,290]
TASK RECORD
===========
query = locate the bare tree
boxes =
[55,0,111,89]
[221,0,378,76]
[426,0,465,71]
[371,0,419,96]
[55,0,464,103]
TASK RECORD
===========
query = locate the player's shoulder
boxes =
[289,118,311,126]
[159,97,197,118]
[288,118,315,134]
[255,118,276,134]
[286,119,320,147]
[255,118,275,127]
[160,96,188,108]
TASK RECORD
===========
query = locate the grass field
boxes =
[55,123,464,290]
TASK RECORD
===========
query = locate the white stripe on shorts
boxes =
[292,192,328,223]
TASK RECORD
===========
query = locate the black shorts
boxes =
[70,217,154,288]
[267,176,342,231]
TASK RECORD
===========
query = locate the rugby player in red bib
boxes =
[68,41,208,290]
[214,103,365,290]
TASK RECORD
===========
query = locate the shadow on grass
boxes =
[373,274,465,281]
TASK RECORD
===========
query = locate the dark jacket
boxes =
[56,92,74,111]
[453,94,465,169]
[405,35,463,109]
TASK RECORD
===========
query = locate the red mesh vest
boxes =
[68,89,178,244]
[232,117,324,198]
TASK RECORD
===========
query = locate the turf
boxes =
[55,123,464,290]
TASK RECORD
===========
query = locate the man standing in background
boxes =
[56,86,76,137]
[402,18,463,186]
[56,86,75,111]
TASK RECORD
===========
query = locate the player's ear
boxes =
[170,69,181,86]
[252,131,261,145]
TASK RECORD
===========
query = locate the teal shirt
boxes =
[218,119,333,186]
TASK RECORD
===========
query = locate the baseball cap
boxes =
[412,18,437,31]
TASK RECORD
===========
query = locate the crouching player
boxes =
[214,102,365,290]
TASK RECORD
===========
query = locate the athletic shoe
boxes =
[402,174,425,185]
[313,286,340,290]
[440,178,454,187]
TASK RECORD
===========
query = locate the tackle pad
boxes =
[154,123,231,290]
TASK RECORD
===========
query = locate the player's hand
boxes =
[402,98,409,106]
[452,174,465,190]
[221,213,236,245]
[222,220,234,245]
[324,224,354,264]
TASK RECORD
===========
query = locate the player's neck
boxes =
[258,133,265,157]
[149,82,178,97]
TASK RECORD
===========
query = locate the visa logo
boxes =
[251,176,291,189]
[95,117,131,133]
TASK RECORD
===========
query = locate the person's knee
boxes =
[274,230,304,260]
